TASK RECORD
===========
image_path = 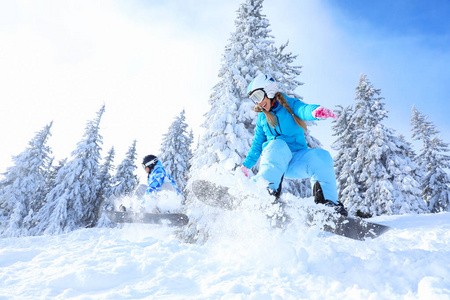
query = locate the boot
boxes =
[313,182,348,217]
[268,186,282,201]
[267,175,284,201]
[267,175,291,228]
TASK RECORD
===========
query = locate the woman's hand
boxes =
[312,106,338,119]
[241,166,250,177]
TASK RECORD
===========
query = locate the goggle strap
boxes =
[143,158,158,168]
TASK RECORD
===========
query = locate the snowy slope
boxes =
[1,213,450,299]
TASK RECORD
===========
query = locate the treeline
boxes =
[0,106,193,237]
[332,75,449,217]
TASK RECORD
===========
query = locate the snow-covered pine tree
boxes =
[97,147,115,204]
[332,105,360,202]
[32,106,105,235]
[42,156,54,190]
[45,158,67,193]
[188,129,195,171]
[411,106,450,212]
[190,0,304,173]
[0,122,53,237]
[340,76,388,216]
[342,75,427,216]
[397,134,422,185]
[272,41,303,94]
[398,134,419,160]
[392,134,428,213]
[96,146,115,209]
[95,147,116,227]
[159,109,193,191]
[110,140,138,199]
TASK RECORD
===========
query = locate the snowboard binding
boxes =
[313,182,348,217]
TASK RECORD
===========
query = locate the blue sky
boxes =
[328,0,450,37]
[0,0,448,178]
[334,0,449,142]
[268,0,449,157]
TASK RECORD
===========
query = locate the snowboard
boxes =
[104,210,189,227]
[191,179,391,241]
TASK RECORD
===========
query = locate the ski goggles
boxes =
[249,89,266,105]
[142,158,158,169]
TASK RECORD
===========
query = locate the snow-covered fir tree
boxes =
[96,147,115,212]
[45,158,67,193]
[110,140,138,199]
[97,147,115,204]
[188,129,195,171]
[32,106,105,235]
[411,106,450,212]
[396,134,423,191]
[95,147,116,228]
[339,75,427,216]
[0,122,53,237]
[190,0,304,173]
[398,134,418,160]
[332,105,360,203]
[159,109,193,191]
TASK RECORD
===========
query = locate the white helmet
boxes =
[247,74,278,98]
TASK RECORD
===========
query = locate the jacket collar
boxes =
[270,100,281,112]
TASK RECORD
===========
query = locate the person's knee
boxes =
[265,139,289,153]
[309,148,333,164]
[263,140,292,163]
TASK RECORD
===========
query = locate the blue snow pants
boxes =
[253,139,338,203]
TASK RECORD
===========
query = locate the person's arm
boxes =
[288,94,337,121]
[243,117,267,169]
[291,97,320,121]
[167,174,183,195]
[145,166,165,194]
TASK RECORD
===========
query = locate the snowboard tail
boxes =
[192,179,391,240]
[191,180,240,210]
[308,211,391,241]
[104,210,189,226]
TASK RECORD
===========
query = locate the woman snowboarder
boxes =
[242,74,347,216]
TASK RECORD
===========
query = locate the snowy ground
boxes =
[1,211,450,299]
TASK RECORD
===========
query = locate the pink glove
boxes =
[312,106,338,119]
[241,166,250,177]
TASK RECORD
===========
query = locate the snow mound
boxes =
[1,213,450,299]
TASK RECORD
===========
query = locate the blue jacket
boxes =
[243,93,320,169]
[146,161,182,195]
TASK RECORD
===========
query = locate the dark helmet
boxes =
[142,154,158,171]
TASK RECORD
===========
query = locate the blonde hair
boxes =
[253,92,307,131]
